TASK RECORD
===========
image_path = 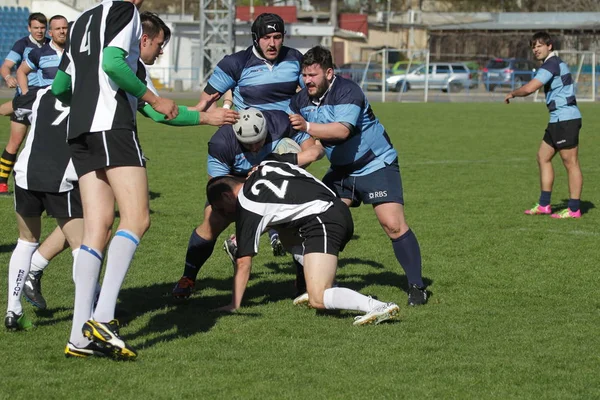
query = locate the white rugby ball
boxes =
[273,137,302,155]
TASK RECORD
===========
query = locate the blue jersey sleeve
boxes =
[207,128,237,177]
[534,68,553,85]
[206,53,245,94]
[6,39,26,64]
[536,58,560,85]
[287,93,301,115]
[25,48,40,71]
[332,84,363,127]
[207,155,232,177]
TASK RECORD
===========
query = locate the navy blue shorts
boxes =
[322,158,404,207]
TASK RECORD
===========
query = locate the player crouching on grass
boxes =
[505,31,583,219]
[207,161,400,326]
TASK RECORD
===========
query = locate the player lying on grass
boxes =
[206,161,400,326]
[172,107,324,300]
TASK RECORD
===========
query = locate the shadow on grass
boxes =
[116,275,298,349]
[554,199,595,215]
[0,242,16,253]
[55,256,433,349]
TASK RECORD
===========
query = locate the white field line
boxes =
[517,227,600,236]
[404,157,530,166]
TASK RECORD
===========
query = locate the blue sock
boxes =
[568,198,580,212]
[183,229,215,280]
[391,229,424,287]
[539,191,552,207]
[268,229,279,244]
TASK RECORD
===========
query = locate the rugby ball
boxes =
[273,137,302,155]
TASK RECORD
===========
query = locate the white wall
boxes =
[30,0,82,21]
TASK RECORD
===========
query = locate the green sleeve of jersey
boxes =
[50,70,72,104]
[139,104,200,126]
[102,47,147,98]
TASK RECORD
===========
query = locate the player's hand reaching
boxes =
[4,75,17,88]
[200,108,239,126]
[504,93,514,104]
[151,97,179,120]
[289,114,308,132]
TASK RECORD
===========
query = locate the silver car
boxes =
[386,62,473,92]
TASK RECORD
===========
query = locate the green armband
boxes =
[140,104,200,126]
[102,47,147,98]
[51,70,72,104]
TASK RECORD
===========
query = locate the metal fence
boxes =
[344,50,599,103]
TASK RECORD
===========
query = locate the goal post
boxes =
[361,48,431,103]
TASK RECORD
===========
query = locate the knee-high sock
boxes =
[391,229,425,287]
[183,229,215,280]
[29,250,50,274]
[0,149,16,184]
[69,245,102,347]
[7,239,38,314]
[93,230,139,322]
[323,287,385,312]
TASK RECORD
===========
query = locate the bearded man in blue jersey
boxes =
[288,46,428,306]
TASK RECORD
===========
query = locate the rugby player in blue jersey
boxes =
[0,13,49,195]
[194,13,303,257]
[505,32,583,219]
[172,13,309,298]
[288,46,428,306]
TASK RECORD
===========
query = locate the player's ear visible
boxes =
[326,67,334,80]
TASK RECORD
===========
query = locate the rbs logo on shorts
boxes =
[368,191,388,199]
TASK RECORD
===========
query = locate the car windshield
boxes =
[487,60,510,69]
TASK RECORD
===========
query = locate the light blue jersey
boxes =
[5,35,50,93]
[24,42,62,88]
[207,110,310,177]
[288,76,397,176]
[534,54,582,123]
[206,46,303,112]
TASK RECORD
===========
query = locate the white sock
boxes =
[7,239,38,315]
[323,287,385,313]
[29,250,49,274]
[69,245,102,347]
[93,230,139,322]
[71,248,80,282]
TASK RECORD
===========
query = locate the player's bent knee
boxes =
[381,222,408,239]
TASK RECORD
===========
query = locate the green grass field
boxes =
[0,101,599,399]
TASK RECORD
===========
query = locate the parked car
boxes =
[386,62,473,92]
[338,62,384,90]
[481,58,537,91]
[390,60,423,75]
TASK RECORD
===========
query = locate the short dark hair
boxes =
[302,46,334,71]
[140,11,171,46]
[530,32,553,49]
[49,15,67,26]
[28,13,47,27]
[206,176,245,207]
